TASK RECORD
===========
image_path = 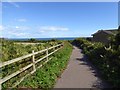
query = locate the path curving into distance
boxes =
[54,46,110,88]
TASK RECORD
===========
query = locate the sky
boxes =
[118,1,120,26]
[1,2,118,38]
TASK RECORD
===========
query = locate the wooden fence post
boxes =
[46,47,48,61]
[53,45,55,51]
[32,50,36,72]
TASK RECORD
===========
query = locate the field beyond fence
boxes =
[0,44,63,89]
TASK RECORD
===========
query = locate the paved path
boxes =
[54,46,109,88]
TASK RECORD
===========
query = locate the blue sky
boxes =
[1,2,118,38]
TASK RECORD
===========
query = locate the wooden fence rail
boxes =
[0,44,63,89]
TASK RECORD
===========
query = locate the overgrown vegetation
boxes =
[1,39,62,88]
[72,29,120,87]
[18,41,72,89]
[1,39,72,89]
[1,39,61,62]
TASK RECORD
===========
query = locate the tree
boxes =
[111,26,120,49]
[29,38,36,42]
[115,29,120,48]
[51,38,57,42]
[118,25,120,31]
[109,26,120,50]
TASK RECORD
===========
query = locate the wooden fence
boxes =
[0,44,63,89]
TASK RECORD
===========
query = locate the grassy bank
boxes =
[18,41,73,89]
[1,39,62,88]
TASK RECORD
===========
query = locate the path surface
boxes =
[54,46,109,88]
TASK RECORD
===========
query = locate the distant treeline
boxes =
[0,38,63,43]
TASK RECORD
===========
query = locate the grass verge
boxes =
[18,41,73,89]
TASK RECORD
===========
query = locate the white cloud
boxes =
[7,0,20,8]
[8,30,30,37]
[39,26,69,33]
[17,19,27,22]
[14,26,30,30]
[10,32,29,37]
[0,25,4,31]
[15,26,19,29]
[2,25,70,38]
[1,25,31,37]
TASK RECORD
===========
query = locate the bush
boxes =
[72,37,120,87]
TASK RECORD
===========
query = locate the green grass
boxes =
[1,39,62,88]
[18,41,73,89]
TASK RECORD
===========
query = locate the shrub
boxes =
[72,37,120,87]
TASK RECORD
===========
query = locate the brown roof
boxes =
[92,29,118,36]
